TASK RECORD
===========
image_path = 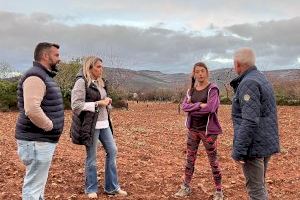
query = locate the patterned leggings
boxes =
[184,130,222,190]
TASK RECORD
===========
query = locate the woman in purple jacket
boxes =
[175,62,223,200]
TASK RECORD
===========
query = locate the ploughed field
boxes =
[0,102,299,199]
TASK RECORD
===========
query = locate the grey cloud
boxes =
[227,17,300,45]
[0,11,299,73]
[225,17,300,68]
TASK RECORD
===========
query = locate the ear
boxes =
[42,51,49,60]
[234,60,239,69]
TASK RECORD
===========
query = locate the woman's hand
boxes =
[96,97,111,107]
[200,103,207,108]
[106,97,112,105]
[186,96,192,104]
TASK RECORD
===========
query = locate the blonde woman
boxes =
[70,56,127,198]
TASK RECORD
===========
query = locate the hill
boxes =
[2,67,300,97]
[104,67,300,96]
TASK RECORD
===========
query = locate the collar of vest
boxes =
[33,61,57,78]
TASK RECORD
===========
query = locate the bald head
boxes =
[233,47,256,75]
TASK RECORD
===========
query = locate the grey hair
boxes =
[234,47,256,67]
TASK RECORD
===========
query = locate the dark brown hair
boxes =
[190,62,209,93]
[34,42,60,61]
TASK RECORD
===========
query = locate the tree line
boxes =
[0,60,299,111]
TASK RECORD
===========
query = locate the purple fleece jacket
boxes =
[182,83,222,135]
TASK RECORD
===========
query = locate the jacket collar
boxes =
[230,66,257,91]
[33,61,57,78]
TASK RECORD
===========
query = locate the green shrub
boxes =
[107,88,129,109]
[276,95,300,106]
[0,80,18,111]
[220,96,232,105]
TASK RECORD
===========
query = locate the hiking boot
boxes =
[213,190,224,200]
[87,192,97,199]
[174,184,191,197]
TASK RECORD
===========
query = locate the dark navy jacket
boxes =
[230,66,280,161]
[15,62,64,143]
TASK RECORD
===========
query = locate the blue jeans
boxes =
[85,127,120,193]
[17,140,57,200]
[242,157,271,200]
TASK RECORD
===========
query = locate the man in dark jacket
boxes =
[230,48,280,200]
[15,42,64,200]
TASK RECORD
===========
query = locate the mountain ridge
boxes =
[3,67,299,94]
[104,67,300,92]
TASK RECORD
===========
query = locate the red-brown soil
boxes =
[0,102,299,199]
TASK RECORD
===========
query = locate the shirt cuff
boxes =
[83,102,96,112]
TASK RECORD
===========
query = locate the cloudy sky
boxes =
[0,0,300,73]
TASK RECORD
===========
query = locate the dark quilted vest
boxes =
[70,73,113,147]
[15,62,64,143]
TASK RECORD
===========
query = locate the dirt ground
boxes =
[0,102,299,199]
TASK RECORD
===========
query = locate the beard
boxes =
[49,59,60,72]
[50,63,58,72]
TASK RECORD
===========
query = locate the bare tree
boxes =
[100,47,135,92]
[172,81,188,114]
[211,68,236,100]
[0,62,19,79]
[104,67,134,91]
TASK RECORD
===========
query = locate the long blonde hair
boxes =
[82,56,104,87]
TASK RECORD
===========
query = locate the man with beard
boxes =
[15,42,64,200]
